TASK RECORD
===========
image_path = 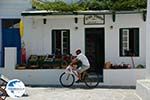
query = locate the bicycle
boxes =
[59,65,100,88]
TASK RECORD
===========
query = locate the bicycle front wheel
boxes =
[84,72,100,88]
[0,88,7,100]
[59,72,75,87]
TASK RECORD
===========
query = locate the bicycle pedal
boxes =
[75,80,82,83]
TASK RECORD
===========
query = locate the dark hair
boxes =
[76,49,81,54]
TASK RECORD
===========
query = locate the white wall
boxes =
[0,68,145,86]
[104,69,146,86]
[0,0,32,18]
[0,69,64,86]
[105,13,146,67]
[23,15,85,59]
[23,13,146,67]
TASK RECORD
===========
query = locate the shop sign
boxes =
[84,15,105,25]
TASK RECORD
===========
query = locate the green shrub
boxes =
[32,0,147,11]
[136,64,145,68]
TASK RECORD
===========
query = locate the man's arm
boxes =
[70,58,78,66]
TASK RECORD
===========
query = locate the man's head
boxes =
[75,48,81,55]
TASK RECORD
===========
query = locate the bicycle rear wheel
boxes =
[84,72,100,88]
[59,72,75,87]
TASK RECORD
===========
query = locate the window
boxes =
[2,19,20,29]
[52,30,70,55]
[120,28,139,57]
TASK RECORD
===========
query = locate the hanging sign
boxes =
[84,15,105,25]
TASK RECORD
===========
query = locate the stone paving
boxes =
[6,86,141,100]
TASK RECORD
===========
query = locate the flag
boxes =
[19,20,24,38]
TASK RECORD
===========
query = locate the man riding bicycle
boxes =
[70,48,90,82]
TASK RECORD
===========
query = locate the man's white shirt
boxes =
[76,53,90,67]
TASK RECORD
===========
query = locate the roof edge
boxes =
[21,9,146,16]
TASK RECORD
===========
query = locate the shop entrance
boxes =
[85,28,104,81]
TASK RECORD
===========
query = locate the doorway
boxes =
[2,19,21,67]
[85,28,105,81]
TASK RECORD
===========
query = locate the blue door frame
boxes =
[2,28,21,67]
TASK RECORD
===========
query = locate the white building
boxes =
[0,0,146,86]
[22,10,146,67]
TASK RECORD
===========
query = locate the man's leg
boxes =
[77,65,89,80]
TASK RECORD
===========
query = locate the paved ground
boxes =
[6,85,142,100]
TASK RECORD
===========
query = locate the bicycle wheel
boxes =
[84,72,100,88]
[0,88,7,100]
[59,72,75,87]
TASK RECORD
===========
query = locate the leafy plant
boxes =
[32,0,147,11]
[136,64,145,68]
[111,0,147,10]
[32,0,87,11]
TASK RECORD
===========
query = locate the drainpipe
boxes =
[112,10,116,22]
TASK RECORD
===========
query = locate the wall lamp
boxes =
[110,25,113,29]
[43,18,47,24]
[74,17,78,24]
[143,10,146,22]
[112,11,116,22]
